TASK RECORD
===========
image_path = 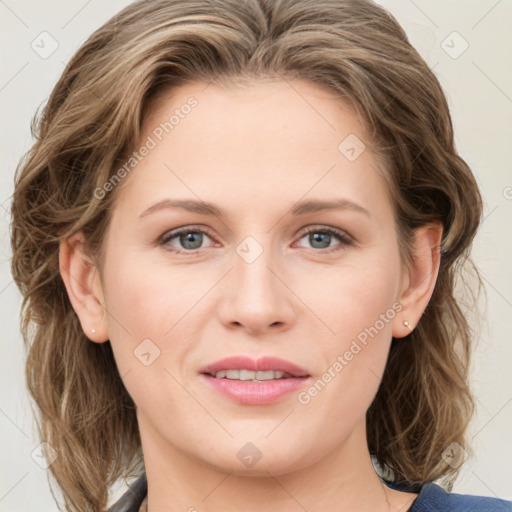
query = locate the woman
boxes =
[10,0,512,511]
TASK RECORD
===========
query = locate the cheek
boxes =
[101,250,219,390]
[299,306,394,440]
[101,262,200,413]
[103,250,209,336]
[302,254,401,343]
[300,255,400,407]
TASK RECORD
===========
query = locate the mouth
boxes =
[199,355,310,379]
[206,369,297,381]
[199,356,311,405]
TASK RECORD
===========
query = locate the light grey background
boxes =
[1,0,511,510]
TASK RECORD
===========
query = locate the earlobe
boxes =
[58,231,109,343]
[392,222,443,339]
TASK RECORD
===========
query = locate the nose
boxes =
[216,241,297,335]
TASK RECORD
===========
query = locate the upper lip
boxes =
[200,356,310,378]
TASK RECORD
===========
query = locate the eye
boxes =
[293,226,353,252]
[160,226,216,254]
[159,225,353,255]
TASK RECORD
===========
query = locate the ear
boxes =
[392,221,443,338]
[59,231,109,343]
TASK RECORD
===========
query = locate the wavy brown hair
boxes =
[10,0,484,510]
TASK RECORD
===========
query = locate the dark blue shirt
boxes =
[407,481,512,511]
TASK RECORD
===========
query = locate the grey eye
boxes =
[178,231,204,250]
[162,229,212,251]
[302,231,333,249]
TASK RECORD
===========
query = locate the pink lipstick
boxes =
[199,356,311,405]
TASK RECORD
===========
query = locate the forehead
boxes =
[112,78,391,222]
[144,78,364,152]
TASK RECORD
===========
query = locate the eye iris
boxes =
[169,229,341,251]
[180,231,203,250]
[309,232,331,249]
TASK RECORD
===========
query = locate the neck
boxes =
[138,416,417,512]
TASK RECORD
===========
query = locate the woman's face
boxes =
[93,79,410,475]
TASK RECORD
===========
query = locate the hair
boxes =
[10,0,484,510]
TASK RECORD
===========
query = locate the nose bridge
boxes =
[217,233,295,333]
[234,233,282,306]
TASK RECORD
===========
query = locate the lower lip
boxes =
[201,374,310,405]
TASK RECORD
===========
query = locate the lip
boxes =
[199,356,311,405]
[199,356,310,378]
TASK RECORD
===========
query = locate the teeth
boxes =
[239,369,254,381]
[214,369,289,381]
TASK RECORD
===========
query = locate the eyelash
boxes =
[159,225,354,256]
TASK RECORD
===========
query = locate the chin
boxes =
[197,443,315,477]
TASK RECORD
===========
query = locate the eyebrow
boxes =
[138,198,371,219]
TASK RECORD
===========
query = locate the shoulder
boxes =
[410,483,512,512]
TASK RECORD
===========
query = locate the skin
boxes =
[60,79,442,512]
